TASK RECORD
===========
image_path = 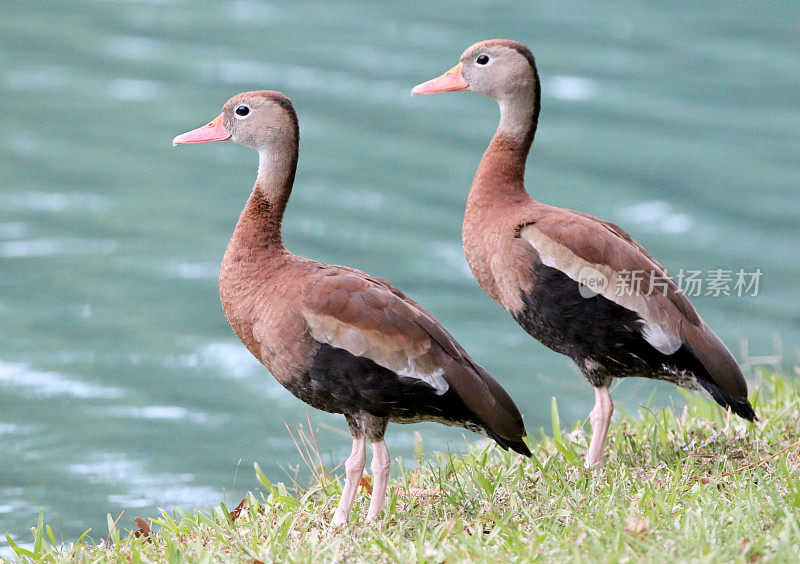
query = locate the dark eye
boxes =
[476,54,490,65]
[234,104,250,118]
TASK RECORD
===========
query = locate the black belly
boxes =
[510,262,757,421]
[512,262,706,387]
[282,343,483,435]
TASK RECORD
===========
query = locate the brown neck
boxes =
[230,143,298,254]
[467,80,540,213]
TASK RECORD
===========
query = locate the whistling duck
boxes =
[412,40,756,467]
[172,91,530,524]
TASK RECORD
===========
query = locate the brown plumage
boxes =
[413,40,755,467]
[172,90,530,525]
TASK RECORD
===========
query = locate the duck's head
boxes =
[412,39,538,102]
[173,90,298,152]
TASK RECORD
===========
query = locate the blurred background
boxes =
[1,0,798,550]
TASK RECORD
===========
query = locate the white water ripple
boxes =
[1,191,111,212]
[166,340,293,402]
[95,404,220,426]
[67,453,220,510]
[171,341,263,379]
[163,260,219,280]
[0,238,118,258]
[545,75,599,101]
[617,200,692,234]
[0,361,123,399]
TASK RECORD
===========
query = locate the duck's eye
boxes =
[476,54,490,65]
[234,104,250,118]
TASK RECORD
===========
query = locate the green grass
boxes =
[5,369,800,563]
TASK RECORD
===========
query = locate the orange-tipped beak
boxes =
[411,63,469,95]
[172,114,231,146]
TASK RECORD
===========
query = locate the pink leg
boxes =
[366,440,390,521]
[331,436,366,525]
[585,385,613,468]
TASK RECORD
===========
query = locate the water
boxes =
[1,0,798,550]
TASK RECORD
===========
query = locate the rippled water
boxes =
[1,0,798,550]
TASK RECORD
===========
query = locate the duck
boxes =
[412,40,756,467]
[172,90,531,524]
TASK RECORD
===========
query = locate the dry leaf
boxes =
[229,498,248,521]
[133,517,152,543]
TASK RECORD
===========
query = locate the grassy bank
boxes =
[5,369,800,562]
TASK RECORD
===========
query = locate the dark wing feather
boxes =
[302,266,530,450]
[518,206,751,408]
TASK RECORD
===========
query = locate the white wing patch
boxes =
[398,367,449,395]
[304,312,450,395]
[519,224,682,355]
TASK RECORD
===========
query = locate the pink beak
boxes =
[411,63,469,95]
[172,114,231,146]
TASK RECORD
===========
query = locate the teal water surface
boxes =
[1,0,798,551]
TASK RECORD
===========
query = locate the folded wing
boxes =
[518,207,751,411]
[302,266,531,452]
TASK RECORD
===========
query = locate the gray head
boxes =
[173,90,298,152]
[412,39,539,104]
[412,40,541,147]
